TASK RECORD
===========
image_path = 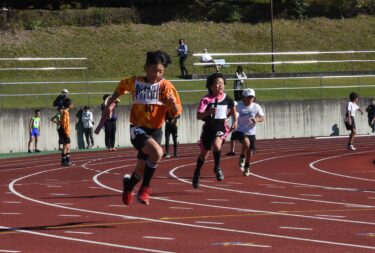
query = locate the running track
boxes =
[1,137,375,253]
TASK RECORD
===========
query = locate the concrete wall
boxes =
[0,99,370,154]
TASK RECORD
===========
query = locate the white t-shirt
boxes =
[200,53,213,62]
[347,101,359,117]
[236,102,264,136]
[82,111,94,128]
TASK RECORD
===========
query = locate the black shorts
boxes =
[200,124,228,151]
[345,117,356,131]
[58,127,71,144]
[238,132,256,151]
[230,131,242,141]
[130,125,162,160]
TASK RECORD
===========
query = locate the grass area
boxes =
[0,16,375,108]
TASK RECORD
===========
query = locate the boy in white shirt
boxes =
[345,92,363,151]
[235,88,264,176]
[82,105,94,148]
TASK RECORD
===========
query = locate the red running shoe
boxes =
[137,186,151,205]
[122,175,133,205]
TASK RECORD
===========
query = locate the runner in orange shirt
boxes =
[102,50,182,206]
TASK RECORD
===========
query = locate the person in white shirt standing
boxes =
[235,88,265,176]
[345,92,363,151]
[82,105,95,149]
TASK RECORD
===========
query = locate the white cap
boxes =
[62,89,69,94]
[242,88,255,97]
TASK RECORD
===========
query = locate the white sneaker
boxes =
[243,167,250,177]
[239,156,245,171]
[347,145,356,151]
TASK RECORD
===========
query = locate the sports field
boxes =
[1,137,375,252]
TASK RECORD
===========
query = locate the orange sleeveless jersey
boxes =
[115,77,182,129]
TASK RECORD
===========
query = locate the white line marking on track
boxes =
[0,226,172,253]
[64,231,93,235]
[0,250,21,253]
[108,204,127,207]
[143,236,175,240]
[58,214,81,217]
[54,203,73,206]
[47,185,63,188]
[3,201,21,204]
[195,221,224,225]
[315,135,369,139]
[227,182,243,185]
[271,201,295,205]
[167,182,183,185]
[315,215,346,218]
[49,193,69,196]
[169,207,193,210]
[207,199,229,202]
[279,227,313,231]
[299,194,322,197]
[0,213,21,215]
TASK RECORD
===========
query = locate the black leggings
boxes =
[165,124,178,154]
[104,120,116,148]
[84,128,94,147]
[179,56,188,77]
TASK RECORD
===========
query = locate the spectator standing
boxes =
[50,107,63,150]
[233,66,247,101]
[82,105,94,148]
[176,39,189,78]
[75,108,85,149]
[27,109,41,153]
[164,112,180,158]
[101,94,119,152]
[53,89,69,108]
[366,98,375,133]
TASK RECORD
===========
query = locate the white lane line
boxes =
[227,182,243,185]
[169,207,193,210]
[315,135,369,139]
[195,221,224,225]
[97,163,375,227]
[271,201,295,205]
[207,199,229,202]
[299,194,322,197]
[58,214,81,217]
[0,213,21,215]
[49,193,69,196]
[3,201,21,204]
[108,204,128,207]
[9,157,375,252]
[92,166,375,250]
[64,231,93,235]
[0,226,172,253]
[143,236,175,240]
[54,203,73,206]
[280,227,313,231]
[309,151,375,182]
[0,250,21,253]
[167,182,183,185]
[47,185,63,188]
[315,215,346,218]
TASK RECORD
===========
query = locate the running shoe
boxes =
[61,161,74,167]
[214,167,224,181]
[163,153,170,158]
[137,186,151,205]
[122,175,133,205]
[35,149,41,153]
[347,144,356,151]
[225,151,235,156]
[174,153,178,158]
[28,149,31,153]
[239,156,245,170]
[243,166,250,177]
[192,170,200,189]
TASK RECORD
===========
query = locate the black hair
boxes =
[145,50,172,68]
[178,39,184,44]
[206,73,226,95]
[34,109,40,114]
[103,94,110,101]
[84,105,90,110]
[349,92,358,101]
[62,98,72,109]
[236,65,243,73]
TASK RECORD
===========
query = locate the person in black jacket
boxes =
[163,112,179,158]
[53,89,69,108]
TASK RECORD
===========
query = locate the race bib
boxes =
[134,80,164,105]
[215,105,227,119]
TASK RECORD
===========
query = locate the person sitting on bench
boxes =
[200,49,219,73]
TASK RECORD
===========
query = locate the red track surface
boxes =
[1,137,375,253]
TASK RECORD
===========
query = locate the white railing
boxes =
[194,59,375,66]
[0,57,87,61]
[193,50,375,57]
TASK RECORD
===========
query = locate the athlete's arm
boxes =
[230,106,238,131]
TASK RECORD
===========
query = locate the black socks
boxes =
[142,160,157,187]
[213,150,221,170]
[195,157,204,174]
